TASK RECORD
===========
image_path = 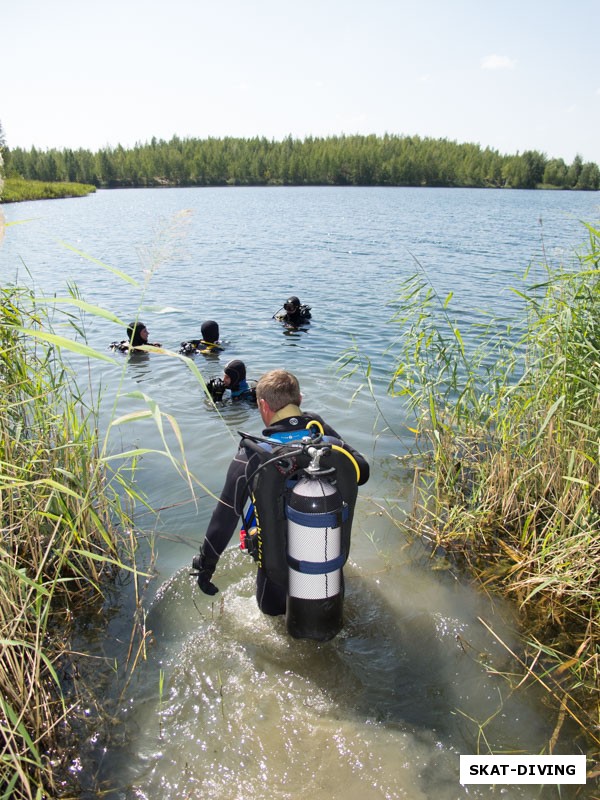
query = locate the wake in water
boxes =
[92,546,557,800]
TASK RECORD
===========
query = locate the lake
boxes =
[2,186,599,799]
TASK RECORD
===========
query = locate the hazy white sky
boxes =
[3,0,599,164]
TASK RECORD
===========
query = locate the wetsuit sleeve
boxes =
[199,449,248,572]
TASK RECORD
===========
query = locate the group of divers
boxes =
[109,295,312,403]
[109,293,371,643]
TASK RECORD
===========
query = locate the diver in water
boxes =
[205,359,257,403]
[274,296,312,328]
[110,321,161,352]
[180,320,224,355]
[224,359,253,399]
[192,369,369,630]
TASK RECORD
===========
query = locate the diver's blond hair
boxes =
[256,370,301,412]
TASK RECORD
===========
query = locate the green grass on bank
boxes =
[1,177,96,203]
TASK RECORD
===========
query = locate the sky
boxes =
[2,0,600,165]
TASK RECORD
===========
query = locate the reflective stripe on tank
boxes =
[287,552,346,575]
[285,503,349,528]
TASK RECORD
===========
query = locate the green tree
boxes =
[502,156,527,188]
[576,161,600,190]
[4,135,599,191]
[543,158,568,187]
[37,151,60,182]
[521,150,546,187]
[95,149,116,186]
[567,155,583,188]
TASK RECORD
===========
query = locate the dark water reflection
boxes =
[2,187,598,798]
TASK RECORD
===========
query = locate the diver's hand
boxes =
[197,570,219,595]
[192,555,219,595]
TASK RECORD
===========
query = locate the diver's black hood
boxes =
[127,321,147,347]
[201,320,219,343]
[224,359,246,389]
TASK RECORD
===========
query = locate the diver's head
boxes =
[256,370,301,420]
[127,321,148,347]
[223,359,246,390]
[284,296,300,313]
[201,319,219,343]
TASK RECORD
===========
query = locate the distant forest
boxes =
[3,134,599,190]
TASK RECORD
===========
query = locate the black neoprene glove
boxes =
[192,554,219,595]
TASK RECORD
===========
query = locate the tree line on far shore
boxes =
[2,133,599,191]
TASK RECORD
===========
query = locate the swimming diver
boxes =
[110,321,161,352]
[274,296,312,328]
[205,359,257,403]
[180,320,224,355]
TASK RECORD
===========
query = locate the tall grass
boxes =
[337,222,600,754]
[0,286,142,799]
[382,224,600,751]
[0,218,232,795]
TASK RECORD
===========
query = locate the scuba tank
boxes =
[238,428,359,642]
[285,445,347,640]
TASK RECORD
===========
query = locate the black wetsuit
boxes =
[279,305,312,327]
[196,411,369,615]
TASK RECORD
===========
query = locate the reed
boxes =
[0,286,139,799]
[0,223,233,795]
[385,223,600,751]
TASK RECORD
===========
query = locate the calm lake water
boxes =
[2,187,599,799]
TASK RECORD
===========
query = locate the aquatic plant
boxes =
[339,221,600,757]
[0,209,241,794]
[0,286,151,798]
[389,224,600,753]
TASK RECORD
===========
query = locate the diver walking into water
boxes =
[192,369,369,640]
